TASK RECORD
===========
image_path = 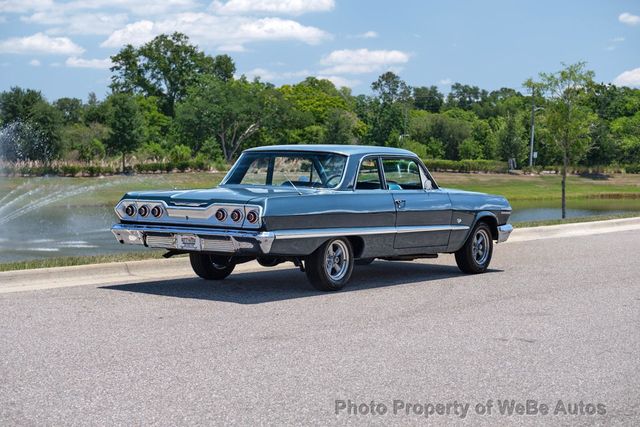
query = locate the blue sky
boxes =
[0,0,638,102]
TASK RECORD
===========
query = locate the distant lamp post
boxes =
[528,99,543,167]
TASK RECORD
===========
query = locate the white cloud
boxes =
[243,67,310,80]
[320,48,410,75]
[101,14,330,49]
[614,67,640,87]
[438,78,452,86]
[0,0,52,13]
[317,75,359,88]
[22,11,129,35]
[65,56,113,69]
[1,0,197,16]
[210,0,334,15]
[28,58,41,66]
[619,12,640,26]
[357,30,378,39]
[0,32,84,55]
[611,36,625,43]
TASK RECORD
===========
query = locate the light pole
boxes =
[528,93,543,167]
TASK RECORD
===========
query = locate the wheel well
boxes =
[476,215,498,240]
[346,236,365,258]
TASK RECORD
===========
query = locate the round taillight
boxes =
[215,208,227,221]
[230,209,243,222]
[246,210,258,224]
[138,205,149,217]
[151,205,163,218]
[125,204,136,217]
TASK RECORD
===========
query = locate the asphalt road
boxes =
[1,230,639,426]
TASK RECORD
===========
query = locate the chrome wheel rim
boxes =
[325,240,349,281]
[472,229,490,265]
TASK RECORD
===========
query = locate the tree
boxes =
[536,62,597,218]
[54,97,83,125]
[106,93,144,172]
[446,83,488,110]
[413,86,443,112]
[176,76,277,161]
[110,32,235,116]
[0,87,63,161]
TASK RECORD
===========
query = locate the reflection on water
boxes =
[0,183,639,263]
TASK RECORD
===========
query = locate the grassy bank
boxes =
[1,171,640,207]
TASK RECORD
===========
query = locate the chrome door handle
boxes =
[395,199,406,209]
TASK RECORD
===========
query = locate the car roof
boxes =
[244,144,416,157]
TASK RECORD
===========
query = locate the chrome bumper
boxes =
[111,223,275,254]
[497,224,513,243]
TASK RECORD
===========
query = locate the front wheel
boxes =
[190,253,235,280]
[455,223,493,274]
[305,238,354,291]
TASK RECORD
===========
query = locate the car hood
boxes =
[123,186,320,206]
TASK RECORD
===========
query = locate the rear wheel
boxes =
[305,238,354,291]
[455,222,493,274]
[189,253,235,280]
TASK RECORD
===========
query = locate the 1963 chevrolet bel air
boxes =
[112,145,513,291]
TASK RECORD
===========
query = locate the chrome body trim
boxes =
[272,225,469,240]
[497,224,513,243]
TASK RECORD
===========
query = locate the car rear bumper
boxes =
[111,223,275,254]
[497,224,513,243]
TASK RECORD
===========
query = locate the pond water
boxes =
[1,186,639,263]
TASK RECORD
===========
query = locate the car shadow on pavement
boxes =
[100,261,502,304]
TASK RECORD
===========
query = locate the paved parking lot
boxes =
[1,230,638,425]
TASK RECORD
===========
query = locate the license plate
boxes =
[176,234,200,250]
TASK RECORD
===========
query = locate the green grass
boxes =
[2,171,640,207]
[0,250,175,272]
[512,212,640,228]
[434,172,640,201]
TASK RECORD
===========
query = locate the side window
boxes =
[356,158,382,190]
[382,158,423,190]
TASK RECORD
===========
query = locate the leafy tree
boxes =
[62,123,109,163]
[459,138,484,159]
[372,72,412,104]
[446,83,488,110]
[135,96,171,145]
[536,62,597,218]
[323,109,359,145]
[413,86,443,113]
[110,32,235,116]
[106,93,144,172]
[54,97,83,125]
[176,76,279,161]
[279,77,347,123]
[0,87,63,161]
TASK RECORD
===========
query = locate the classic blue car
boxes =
[112,145,513,291]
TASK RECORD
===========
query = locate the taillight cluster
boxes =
[213,208,259,224]
[123,203,163,218]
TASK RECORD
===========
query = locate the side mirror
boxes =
[424,180,433,190]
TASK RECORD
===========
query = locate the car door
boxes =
[382,156,453,249]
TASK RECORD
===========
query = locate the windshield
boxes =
[223,151,348,189]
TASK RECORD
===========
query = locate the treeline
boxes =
[1,32,640,175]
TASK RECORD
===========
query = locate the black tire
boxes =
[455,222,494,274]
[355,258,375,266]
[305,238,354,291]
[189,253,235,280]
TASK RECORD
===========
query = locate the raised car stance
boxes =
[112,145,513,291]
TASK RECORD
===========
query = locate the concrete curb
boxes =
[1,217,639,293]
